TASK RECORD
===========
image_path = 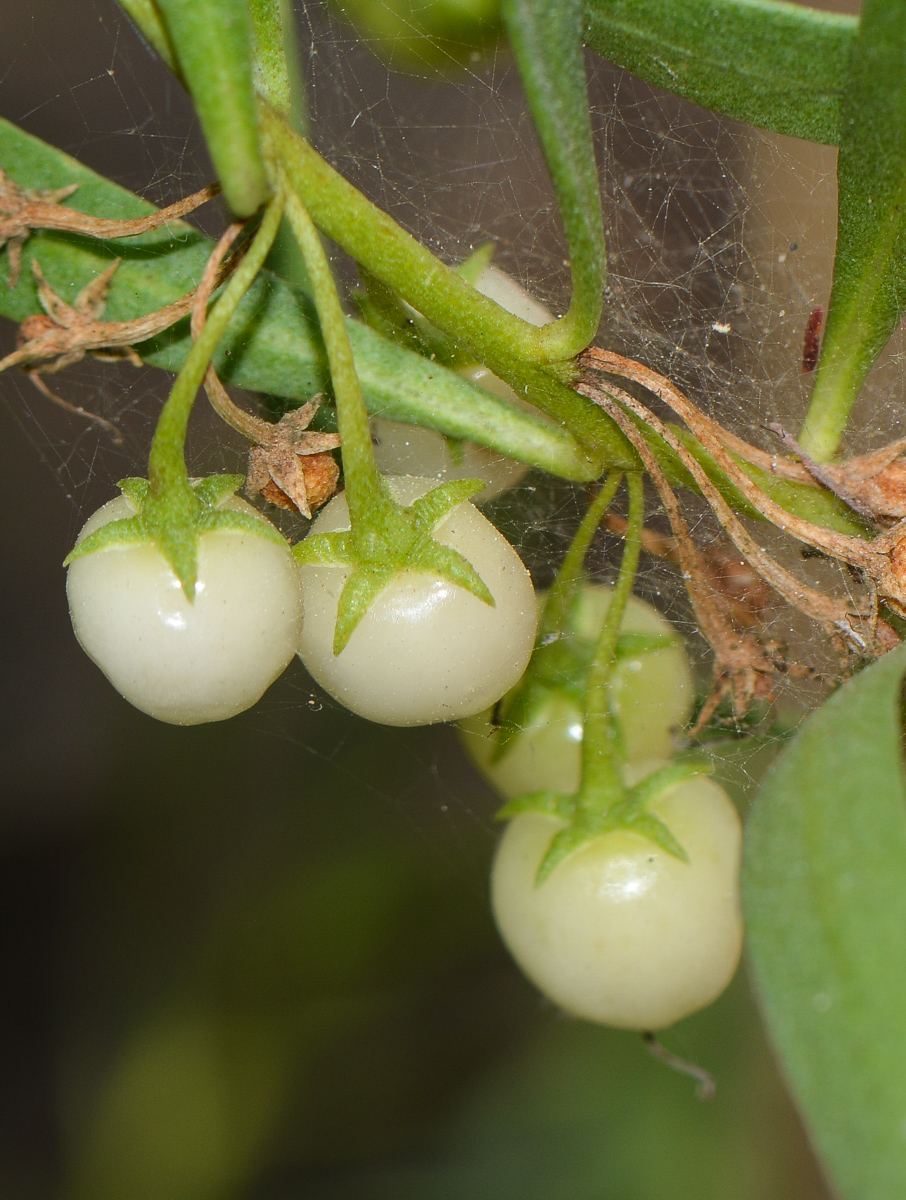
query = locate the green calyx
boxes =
[498,758,712,884]
[490,626,676,763]
[294,476,495,655]
[63,474,288,599]
[493,470,697,882]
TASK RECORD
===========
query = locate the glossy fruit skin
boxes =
[296,476,537,726]
[66,495,304,725]
[491,775,744,1030]
[459,586,694,796]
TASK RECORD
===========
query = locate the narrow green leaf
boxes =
[0,118,592,484]
[155,521,200,600]
[456,242,496,286]
[63,516,149,565]
[583,0,855,145]
[154,0,270,217]
[745,643,906,1200]
[799,0,906,462]
[117,477,151,510]
[537,823,593,884]
[613,632,676,659]
[627,758,713,810]
[503,0,605,358]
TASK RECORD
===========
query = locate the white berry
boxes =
[491,773,743,1029]
[66,494,304,725]
[296,475,537,726]
[459,585,694,797]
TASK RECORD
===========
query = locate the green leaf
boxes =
[154,0,270,217]
[414,541,496,608]
[117,477,151,509]
[537,822,594,883]
[744,643,906,1200]
[583,0,855,146]
[503,0,605,358]
[0,117,592,484]
[799,0,906,462]
[613,632,676,659]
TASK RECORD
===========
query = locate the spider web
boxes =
[0,0,880,787]
[0,2,874,1195]
[0,0,880,800]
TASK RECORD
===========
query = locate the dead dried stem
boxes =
[190,220,340,518]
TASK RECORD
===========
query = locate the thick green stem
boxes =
[539,471,622,642]
[265,107,563,367]
[265,107,621,463]
[797,353,867,463]
[280,180,391,526]
[148,193,284,500]
[580,471,644,800]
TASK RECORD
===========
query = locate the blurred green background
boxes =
[0,1,832,1196]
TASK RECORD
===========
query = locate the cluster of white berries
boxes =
[67,475,537,728]
[64,264,742,1034]
[461,587,744,1032]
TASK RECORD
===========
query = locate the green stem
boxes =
[264,107,562,367]
[580,471,644,800]
[148,193,284,500]
[265,106,622,461]
[797,353,866,463]
[280,179,392,526]
[539,471,622,642]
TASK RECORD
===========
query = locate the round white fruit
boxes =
[459,585,694,796]
[67,494,303,725]
[296,475,537,726]
[491,774,743,1030]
